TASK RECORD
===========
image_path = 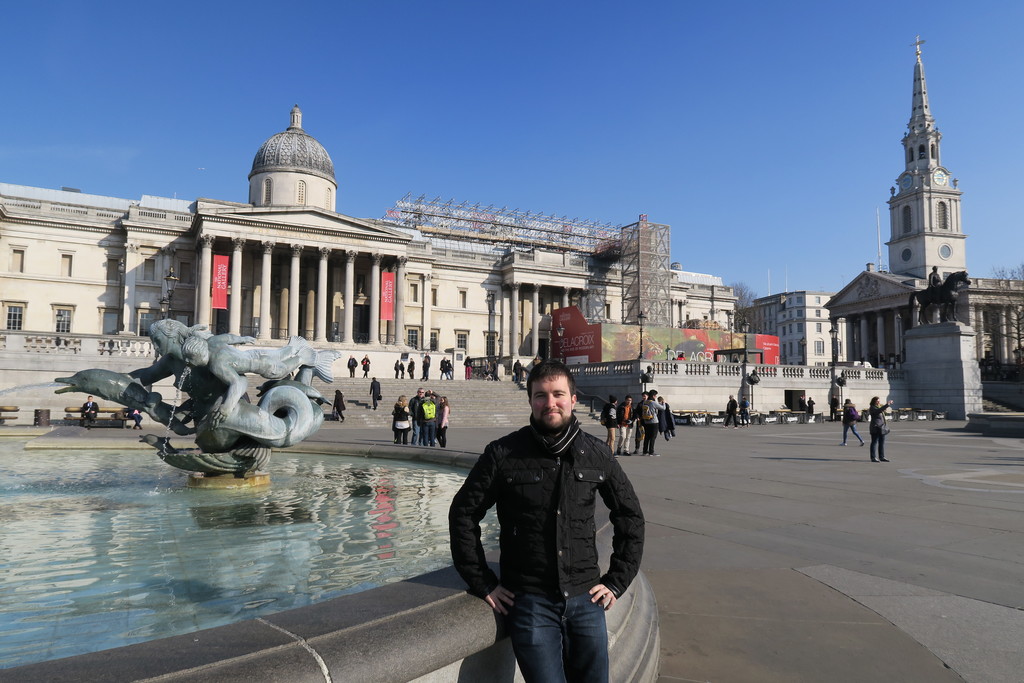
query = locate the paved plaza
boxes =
[11,416,1024,682]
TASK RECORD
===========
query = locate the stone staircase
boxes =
[261,376,533,429]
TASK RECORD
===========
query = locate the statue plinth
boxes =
[903,321,982,420]
[188,472,271,489]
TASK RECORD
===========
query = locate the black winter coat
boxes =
[449,426,645,601]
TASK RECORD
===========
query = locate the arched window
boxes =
[263,178,272,205]
[937,201,949,230]
[902,205,912,234]
[297,180,306,205]
[325,187,332,210]
[918,144,926,159]
[907,148,913,164]
[930,143,936,160]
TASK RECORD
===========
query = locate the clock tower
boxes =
[886,37,966,280]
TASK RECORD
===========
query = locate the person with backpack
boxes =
[615,395,634,456]
[409,387,425,445]
[739,396,751,426]
[600,395,617,453]
[641,390,666,456]
[418,391,438,446]
[840,398,865,447]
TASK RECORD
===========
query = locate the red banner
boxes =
[380,271,395,320]
[212,254,229,310]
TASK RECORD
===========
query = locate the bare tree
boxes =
[729,281,758,331]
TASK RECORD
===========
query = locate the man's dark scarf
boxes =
[529,414,581,456]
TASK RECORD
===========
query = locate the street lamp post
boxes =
[161,268,179,320]
[556,324,565,362]
[637,310,646,360]
[799,337,807,366]
[829,324,840,420]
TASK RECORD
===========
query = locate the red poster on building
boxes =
[212,254,229,310]
[380,272,395,320]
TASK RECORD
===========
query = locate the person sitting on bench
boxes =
[81,396,99,429]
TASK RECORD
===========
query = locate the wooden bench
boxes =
[0,405,19,425]
[64,406,128,428]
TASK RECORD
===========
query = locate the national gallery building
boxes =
[0,106,734,364]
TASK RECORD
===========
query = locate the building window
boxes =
[55,308,72,333]
[179,261,194,285]
[5,304,24,330]
[815,309,822,317]
[410,283,419,303]
[456,331,468,349]
[486,332,496,356]
[918,144,926,159]
[10,249,25,273]
[263,178,272,204]
[106,258,121,281]
[60,254,73,278]
[325,187,332,209]
[407,327,420,349]
[102,310,119,334]
[143,258,156,281]
[139,311,157,336]
[937,201,949,230]
[459,290,467,309]
[902,206,912,234]
[430,329,439,351]
[356,274,365,295]
[431,288,438,307]
[797,322,803,333]
[816,322,822,333]
[815,340,825,355]
[297,180,306,205]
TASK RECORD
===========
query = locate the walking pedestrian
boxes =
[437,396,451,448]
[464,356,473,380]
[347,355,357,378]
[739,396,750,426]
[724,395,739,429]
[392,396,411,444]
[868,396,894,462]
[361,355,371,378]
[633,391,649,454]
[369,377,382,410]
[408,358,416,382]
[600,394,617,454]
[658,396,675,441]
[616,395,634,456]
[840,398,865,446]
[394,359,403,379]
[422,353,431,381]
[806,397,816,415]
[332,389,346,422]
[830,395,840,422]
[449,360,645,683]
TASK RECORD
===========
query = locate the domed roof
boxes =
[249,106,335,182]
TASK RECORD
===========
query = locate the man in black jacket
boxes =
[449,361,645,682]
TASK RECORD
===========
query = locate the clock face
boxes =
[933,170,948,186]
[900,175,913,190]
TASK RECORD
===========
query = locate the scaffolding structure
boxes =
[383,193,621,253]
[621,219,672,327]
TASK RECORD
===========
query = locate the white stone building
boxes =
[1,106,734,369]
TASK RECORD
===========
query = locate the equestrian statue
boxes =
[910,267,971,325]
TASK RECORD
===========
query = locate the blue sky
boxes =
[3,1,1021,296]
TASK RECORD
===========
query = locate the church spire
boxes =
[908,36,934,135]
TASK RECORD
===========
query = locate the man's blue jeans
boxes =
[419,421,436,446]
[411,421,420,445]
[506,591,609,683]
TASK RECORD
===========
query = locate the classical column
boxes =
[531,285,541,358]
[258,241,273,341]
[421,272,432,351]
[859,316,869,363]
[560,287,569,310]
[196,235,214,328]
[369,253,382,345]
[315,248,329,342]
[304,267,316,340]
[394,257,407,345]
[845,317,856,362]
[229,238,244,335]
[288,244,301,338]
[1000,307,1011,362]
[876,310,887,365]
[343,250,356,343]
[509,283,520,358]
[121,243,139,333]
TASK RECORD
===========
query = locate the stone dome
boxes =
[249,105,335,182]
